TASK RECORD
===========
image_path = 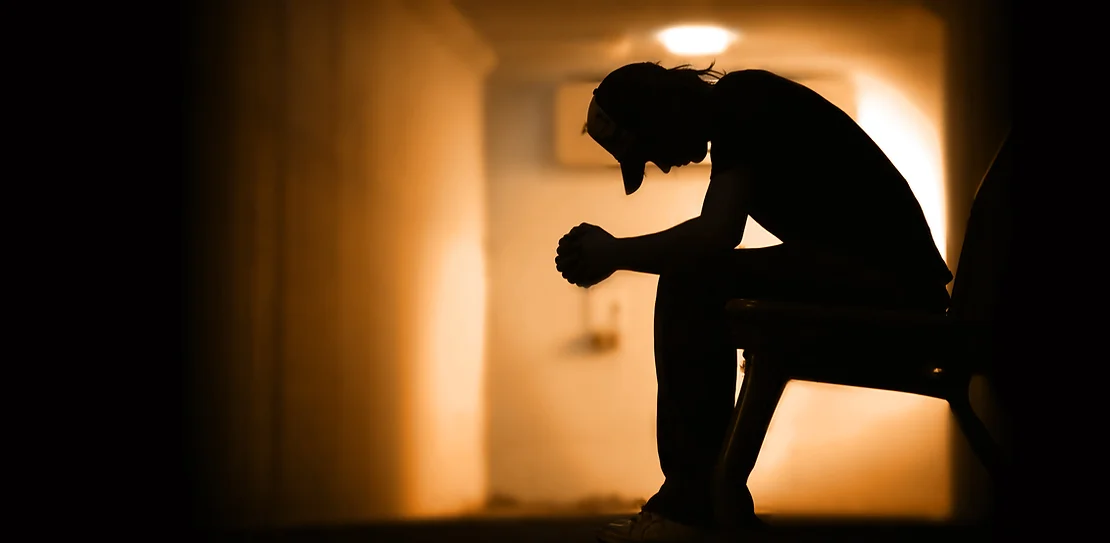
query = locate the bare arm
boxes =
[610,167,751,275]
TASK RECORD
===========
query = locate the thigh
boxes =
[706,244,943,311]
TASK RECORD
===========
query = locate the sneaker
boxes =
[596,511,713,543]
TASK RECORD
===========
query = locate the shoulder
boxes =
[717,69,781,82]
[711,70,785,118]
[714,69,785,94]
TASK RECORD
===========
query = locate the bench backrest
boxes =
[949,132,1015,325]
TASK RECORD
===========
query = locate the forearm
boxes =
[610,217,734,275]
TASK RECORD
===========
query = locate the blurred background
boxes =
[183,0,1011,532]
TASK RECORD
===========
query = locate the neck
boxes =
[691,105,713,145]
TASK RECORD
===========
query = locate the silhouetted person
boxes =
[555,62,951,543]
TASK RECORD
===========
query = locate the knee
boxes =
[655,265,731,344]
[657,261,725,310]
[657,265,700,302]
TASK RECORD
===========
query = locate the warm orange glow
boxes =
[399,5,494,516]
[656,25,739,56]
[748,382,952,519]
[412,235,489,517]
[855,73,948,262]
[191,0,970,529]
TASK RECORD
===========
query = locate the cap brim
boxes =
[620,161,645,195]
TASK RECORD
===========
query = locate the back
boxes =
[708,70,953,291]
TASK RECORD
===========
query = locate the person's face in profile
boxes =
[637,95,709,173]
[639,120,709,174]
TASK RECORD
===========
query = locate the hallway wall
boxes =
[185,0,495,528]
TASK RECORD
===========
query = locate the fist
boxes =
[555,223,617,288]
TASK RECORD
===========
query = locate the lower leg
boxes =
[641,246,924,529]
[641,269,738,528]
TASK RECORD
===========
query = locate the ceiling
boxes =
[451,0,946,81]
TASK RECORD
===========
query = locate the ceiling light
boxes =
[657,25,738,56]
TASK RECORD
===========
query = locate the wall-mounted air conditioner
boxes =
[554,75,858,167]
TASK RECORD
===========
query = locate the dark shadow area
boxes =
[199,516,987,543]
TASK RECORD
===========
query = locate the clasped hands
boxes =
[555,223,618,288]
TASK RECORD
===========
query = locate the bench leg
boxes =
[713,351,788,531]
[949,390,1006,485]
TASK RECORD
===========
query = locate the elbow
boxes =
[679,234,738,274]
[704,224,744,252]
[694,230,741,259]
[721,230,745,251]
[709,235,741,254]
[697,216,744,253]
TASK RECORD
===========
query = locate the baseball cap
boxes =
[584,62,668,195]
